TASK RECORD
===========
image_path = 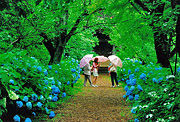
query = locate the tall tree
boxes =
[0,0,115,64]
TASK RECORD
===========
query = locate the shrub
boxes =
[118,58,180,121]
[0,50,81,121]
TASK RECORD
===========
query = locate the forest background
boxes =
[1,0,180,121]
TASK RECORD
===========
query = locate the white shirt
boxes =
[84,63,91,75]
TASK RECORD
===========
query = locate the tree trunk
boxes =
[176,15,180,56]
[48,45,64,65]
[154,31,170,67]
[152,3,170,67]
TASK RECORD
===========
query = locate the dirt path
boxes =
[41,73,134,122]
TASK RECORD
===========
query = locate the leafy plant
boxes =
[0,49,81,121]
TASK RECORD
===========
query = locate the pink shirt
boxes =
[93,62,99,71]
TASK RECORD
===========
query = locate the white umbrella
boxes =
[108,55,122,67]
[80,54,93,68]
[92,56,109,62]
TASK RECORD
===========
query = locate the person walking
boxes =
[83,61,93,87]
[108,63,119,88]
[92,58,100,87]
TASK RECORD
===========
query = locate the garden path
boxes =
[41,73,134,122]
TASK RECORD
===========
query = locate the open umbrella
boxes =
[92,56,109,62]
[80,54,93,68]
[108,55,122,67]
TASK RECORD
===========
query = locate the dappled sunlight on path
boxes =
[44,74,134,122]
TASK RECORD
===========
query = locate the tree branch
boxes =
[66,8,105,42]
[128,0,142,15]
[134,0,151,12]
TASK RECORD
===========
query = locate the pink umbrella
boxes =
[80,54,93,68]
[92,56,109,62]
[108,55,122,67]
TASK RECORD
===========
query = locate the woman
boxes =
[83,60,93,87]
[91,58,100,87]
[108,63,119,88]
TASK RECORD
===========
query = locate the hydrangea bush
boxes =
[118,58,180,122]
[0,51,81,121]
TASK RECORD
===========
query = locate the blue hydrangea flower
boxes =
[13,115,20,122]
[71,68,76,72]
[39,95,44,101]
[48,65,52,70]
[126,58,130,60]
[131,79,136,86]
[51,85,60,94]
[73,79,77,84]
[58,81,62,86]
[49,111,55,119]
[44,80,48,85]
[139,61,142,64]
[135,68,139,72]
[31,57,36,60]
[44,70,48,76]
[135,95,139,101]
[135,60,138,63]
[129,74,134,80]
[131,108,136,113]
[23,96,28,102]
[140,73,146,80]
[77,74,80,78]
[148,71,153,75]
[62,92,66,98]
[45,107,49,114]
[26,102,32,110]
[126,90,132,96]
[137,85,143,91]
[25,118,32,122]
[52,96,58,102]
[71,58,75,62]
[32,112,36,116]
[123,95,126,98]
[67,81,70,85]
[22,68,26,72]
[55,70,58,74]
[152,78,158,83]
[128,69,131,74]
[10,79,14,84]
[37,66,42,72]
[49,95,53,100]
[134,118,139,122]
[16,101,23,108]
[124,85,129,92]
[31,94,38,101]
[130,86,135,91]
[126,80,131,86]
[37,102,43,108]
[129,95,134,101]
[72,73,76,77]
[51,80,55,85]
[177,67,180,72]
[158,77,163,83]
[158,67,162,70]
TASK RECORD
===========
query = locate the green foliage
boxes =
[64,30,99,61]
[119,58,180,121]
[0,0,117,64]
[0,49,81,121]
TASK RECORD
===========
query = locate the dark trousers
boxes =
[110,72,118,86]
